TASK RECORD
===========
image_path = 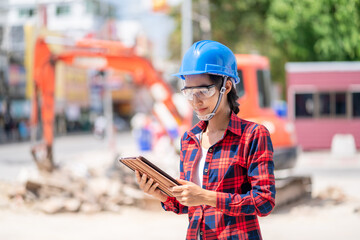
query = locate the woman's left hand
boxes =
[171,179,216,207]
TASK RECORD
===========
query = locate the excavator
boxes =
[31,37,310,206]
[235,54,298,170]
[30,36,192,172]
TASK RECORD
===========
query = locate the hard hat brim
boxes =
[173,71,240,84]
[172,70,207,80]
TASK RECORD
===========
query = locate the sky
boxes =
[105,0,181,63]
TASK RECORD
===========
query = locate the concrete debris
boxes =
[7,184,27,199]
[122,185,145,200]
[64,198,81,212]
[275,176,312,207]
[317,186,347,204]
[80,202,102,214]
[87,178,112,199]
[6,157,148,214]
[40,197,65,214]
[25,180,42,194]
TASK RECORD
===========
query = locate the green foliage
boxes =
[210,0,271,54]
[267,0,360,61]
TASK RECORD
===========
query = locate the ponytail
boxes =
[228,86,240,114]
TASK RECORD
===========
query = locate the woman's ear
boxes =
[225,80,232,95]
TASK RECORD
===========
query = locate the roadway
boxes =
[0,132,360,239]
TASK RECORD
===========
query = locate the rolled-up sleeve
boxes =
[161,196,188,214]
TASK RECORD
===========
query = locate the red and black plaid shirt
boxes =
[162,112,275,240]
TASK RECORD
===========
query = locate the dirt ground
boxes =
[1,150,360,240]
[1,196,359,240]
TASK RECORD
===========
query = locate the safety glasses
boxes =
[180,84,216,100]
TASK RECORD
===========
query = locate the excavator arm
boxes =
[59,52,184,126]
[30,37,190,172]
[30,38,56,171]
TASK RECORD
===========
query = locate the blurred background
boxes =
[0,0,359,239]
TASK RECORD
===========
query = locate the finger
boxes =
[172,191,183,198]
[135,170,141,183]
[141,173,148,184]
[177,179,196,188]
[144,178,154,192]
[139,173,148,189]
[173,187,188,197]
[149,182,159,194]
[181,189,188,197]
[172,186,185,193]
[179,197,188,206]
[176,178,188,184]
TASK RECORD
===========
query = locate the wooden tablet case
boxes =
[118,156,180,197]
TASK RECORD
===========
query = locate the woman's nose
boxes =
[191,94,202,103]
[190,96,204,109]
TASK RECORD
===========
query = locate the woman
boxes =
[136,40,275,240]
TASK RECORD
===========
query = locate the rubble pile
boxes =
[316,186,347,204]
[6,159,146,214]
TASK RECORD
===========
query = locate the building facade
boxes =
[286,62,360,150]
[0,0,116,142]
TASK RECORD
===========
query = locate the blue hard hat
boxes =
[173,40,240,84]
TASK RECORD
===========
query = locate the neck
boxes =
[206,106,231,133]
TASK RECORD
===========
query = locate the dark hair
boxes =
[209,74,240,114]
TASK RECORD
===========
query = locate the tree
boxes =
[267,0,360,61]
[210,0,271,54]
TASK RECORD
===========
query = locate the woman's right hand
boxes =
[135,170,168,202]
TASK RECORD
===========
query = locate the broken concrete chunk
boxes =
[81,202,102,213]
[64,198,81,212]
[41,197,65,214]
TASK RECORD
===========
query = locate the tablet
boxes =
[118,156,180,197]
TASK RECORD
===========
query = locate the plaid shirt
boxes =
[162,112,275,240]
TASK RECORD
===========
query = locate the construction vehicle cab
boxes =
[235,54,298,170]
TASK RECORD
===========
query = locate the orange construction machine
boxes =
[235,54,298,170]
[30,37,192,171]
[234,55,310,206]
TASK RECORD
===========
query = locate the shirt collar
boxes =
[187,111,242,139]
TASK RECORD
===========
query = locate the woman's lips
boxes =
[196,107,207,113]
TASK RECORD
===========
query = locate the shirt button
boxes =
[204,169,208,173]
[208,148,213,153]
[200,231,203,235]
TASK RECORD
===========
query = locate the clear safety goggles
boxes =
[180,84,216,101]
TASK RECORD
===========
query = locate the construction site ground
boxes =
[0,132,360,240]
